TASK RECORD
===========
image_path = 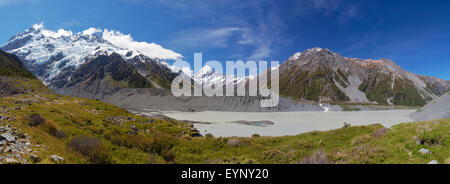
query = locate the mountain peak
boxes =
[289,52,302,60]
[306,47,337,56]
[288,47,336,61]
[306,47,325,52]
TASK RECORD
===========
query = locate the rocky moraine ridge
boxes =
[411,92,450,121]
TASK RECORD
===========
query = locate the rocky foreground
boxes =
[0,123,64,164]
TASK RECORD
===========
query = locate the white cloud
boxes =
[32,22,73,38]
[102,29,182,60]
[32,22,44,30]
[82,28,102,36]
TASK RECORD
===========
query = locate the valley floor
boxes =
[162,110,414,137]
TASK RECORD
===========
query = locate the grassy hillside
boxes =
[1,92,448,164]
[0,49,51,97]
[0,93,194,164]
[359,72,427,106]
[1,49,446,164]
[0,49,36,79]
[0,50,447,164]
[279,66,350,102]
[173,118,449,164]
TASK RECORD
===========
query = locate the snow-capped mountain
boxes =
[0,23,250,90]
[0,23,181,88]
[192,65,255,87]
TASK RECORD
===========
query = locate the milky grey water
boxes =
[163,110,415,137]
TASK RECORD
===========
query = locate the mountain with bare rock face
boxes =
[279,48,449,106]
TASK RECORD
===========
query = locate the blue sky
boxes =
[0,0,449,79]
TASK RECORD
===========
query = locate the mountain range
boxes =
[1,26,449,110]
[279,48,449,106]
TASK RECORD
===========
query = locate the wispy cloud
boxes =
[170,27,245,48]
[0,0,36,6]
[60,19,83,28]
[0,0,20,6]
[169,26,276,60]
[152,0,286,60]
[295,0,360,23]
[311,0,341,15]
[337,4,360,22]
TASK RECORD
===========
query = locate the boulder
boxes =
[30,154,40,163]
[0,132,15,142]
[2,146,10,153]
[50,155,64,163]
[418,148,431,155]
[4,158,19,164]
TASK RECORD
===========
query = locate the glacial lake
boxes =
[163,110,415,137]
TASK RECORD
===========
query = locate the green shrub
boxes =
[69,136,113,164]
[28,113,45,127]
[54,130,67,139]
[162,149,176,163]
[262,150,283,163]
[42,121,67,139]
[106,131,174,156]
[417,131,444,146]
